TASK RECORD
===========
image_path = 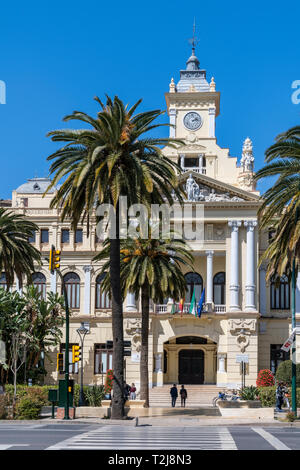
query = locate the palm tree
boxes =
[0,208,41,288]
[45,95,184,418]
[96,233,193,407]
[255,125,300,280]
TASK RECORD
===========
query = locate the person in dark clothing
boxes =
[123,381,130,402]
[275,381,284,412]
[180,385,187,407]
[170,384,178,407]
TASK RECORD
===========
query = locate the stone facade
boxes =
[5,48,300,392]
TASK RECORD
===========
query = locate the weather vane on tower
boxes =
[189,18,199,52]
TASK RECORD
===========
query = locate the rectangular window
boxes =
[28,231,36,243]
[75,229,83,244]
[61,229,70,244]
[270,344,289,374]
[41,229,49,244]
[59,343,79,374]
[94,343,113,374]
[184,157,199,168]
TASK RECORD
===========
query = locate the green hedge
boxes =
[275,360,300,387]
[4,384,105,407]
[4,385,57,406]
[257,386,300,407]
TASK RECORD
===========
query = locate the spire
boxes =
[176,19,209,93]
[186,18,200,71]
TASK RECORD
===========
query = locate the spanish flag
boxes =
[179,298,184,317]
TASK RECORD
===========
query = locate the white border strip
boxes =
[252,427,290,450]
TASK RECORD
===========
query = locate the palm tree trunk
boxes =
[110,204,124,419]
[140,283,149,407]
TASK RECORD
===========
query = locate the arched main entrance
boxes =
[179,349,204,384]
[163,335,217,384]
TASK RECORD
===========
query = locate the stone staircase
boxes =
[149,385,224,407]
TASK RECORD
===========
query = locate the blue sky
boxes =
[0,0,299,199]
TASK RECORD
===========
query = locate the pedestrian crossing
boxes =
[47,425,237,450]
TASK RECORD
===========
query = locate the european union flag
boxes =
[197,288,205,318]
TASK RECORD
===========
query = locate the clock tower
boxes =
[163,45,255,190]
[165,45,220,143]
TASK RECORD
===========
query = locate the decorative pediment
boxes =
[176,143,206,152]
[177,171,260,203]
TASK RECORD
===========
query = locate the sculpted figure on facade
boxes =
[241,137,254,172]
[184,174,245,202]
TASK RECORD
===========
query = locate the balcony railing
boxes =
[182,167,206,175]
[155,303,226,314]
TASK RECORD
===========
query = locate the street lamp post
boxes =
[77,323,90,407]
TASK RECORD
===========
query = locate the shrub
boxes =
[105,369,113,395]
[256,369,275,388]
[257,386,300,407]
[240,386,259,401]
[4,385,57,406]
[85,385,105,407]
[256,386,276,407]
[0,395,9,419]
[15,397,42,420]
[276,360,300,387]
[286,411,296,422]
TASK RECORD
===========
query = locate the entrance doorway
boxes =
[178,349,204,384]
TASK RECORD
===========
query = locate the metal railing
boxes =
[182,167,206,175]
[155,303,226,314]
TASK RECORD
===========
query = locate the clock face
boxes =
[183,112,202,131]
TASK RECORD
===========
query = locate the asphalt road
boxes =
[0,423,299,451]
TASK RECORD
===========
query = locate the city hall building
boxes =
[4,48,300,391]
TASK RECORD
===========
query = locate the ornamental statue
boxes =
[241,137,254,172]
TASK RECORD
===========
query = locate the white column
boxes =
[180,154,185,170]
[198,153,204,173]
[244,220,257,311]
[50,271,57,293]
[217,353,226,373]
[83,266,92,315]
[125,292,136,312]
[154,353,162,373]
[228,220,242,311]
[169,108,176,138]
[206,250,214,306]
[154,352,163,387]
[259,266,267,315]
[15,277,22,295]
[208,107,216,137]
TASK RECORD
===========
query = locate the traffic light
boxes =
[72,345,81,363]
[49,245,61,273]
[57,353,64,372]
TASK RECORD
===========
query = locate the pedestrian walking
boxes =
[170,384,178,407]
[123,381,130,402]
[180,385,187,407]
[130,383,137,400]
[283,383,290,410]
[275,381,284,412]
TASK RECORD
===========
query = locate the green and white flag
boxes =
[189,288,197,316]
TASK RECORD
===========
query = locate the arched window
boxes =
[63,272,80,309]
[32,272,46,299]
[0,273,7,290]
[271,274,290,310]
[184,272,203,303]
[213,272,226,305]
[95,273,111,309]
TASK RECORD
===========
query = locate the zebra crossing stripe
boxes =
[47,426,237,450]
